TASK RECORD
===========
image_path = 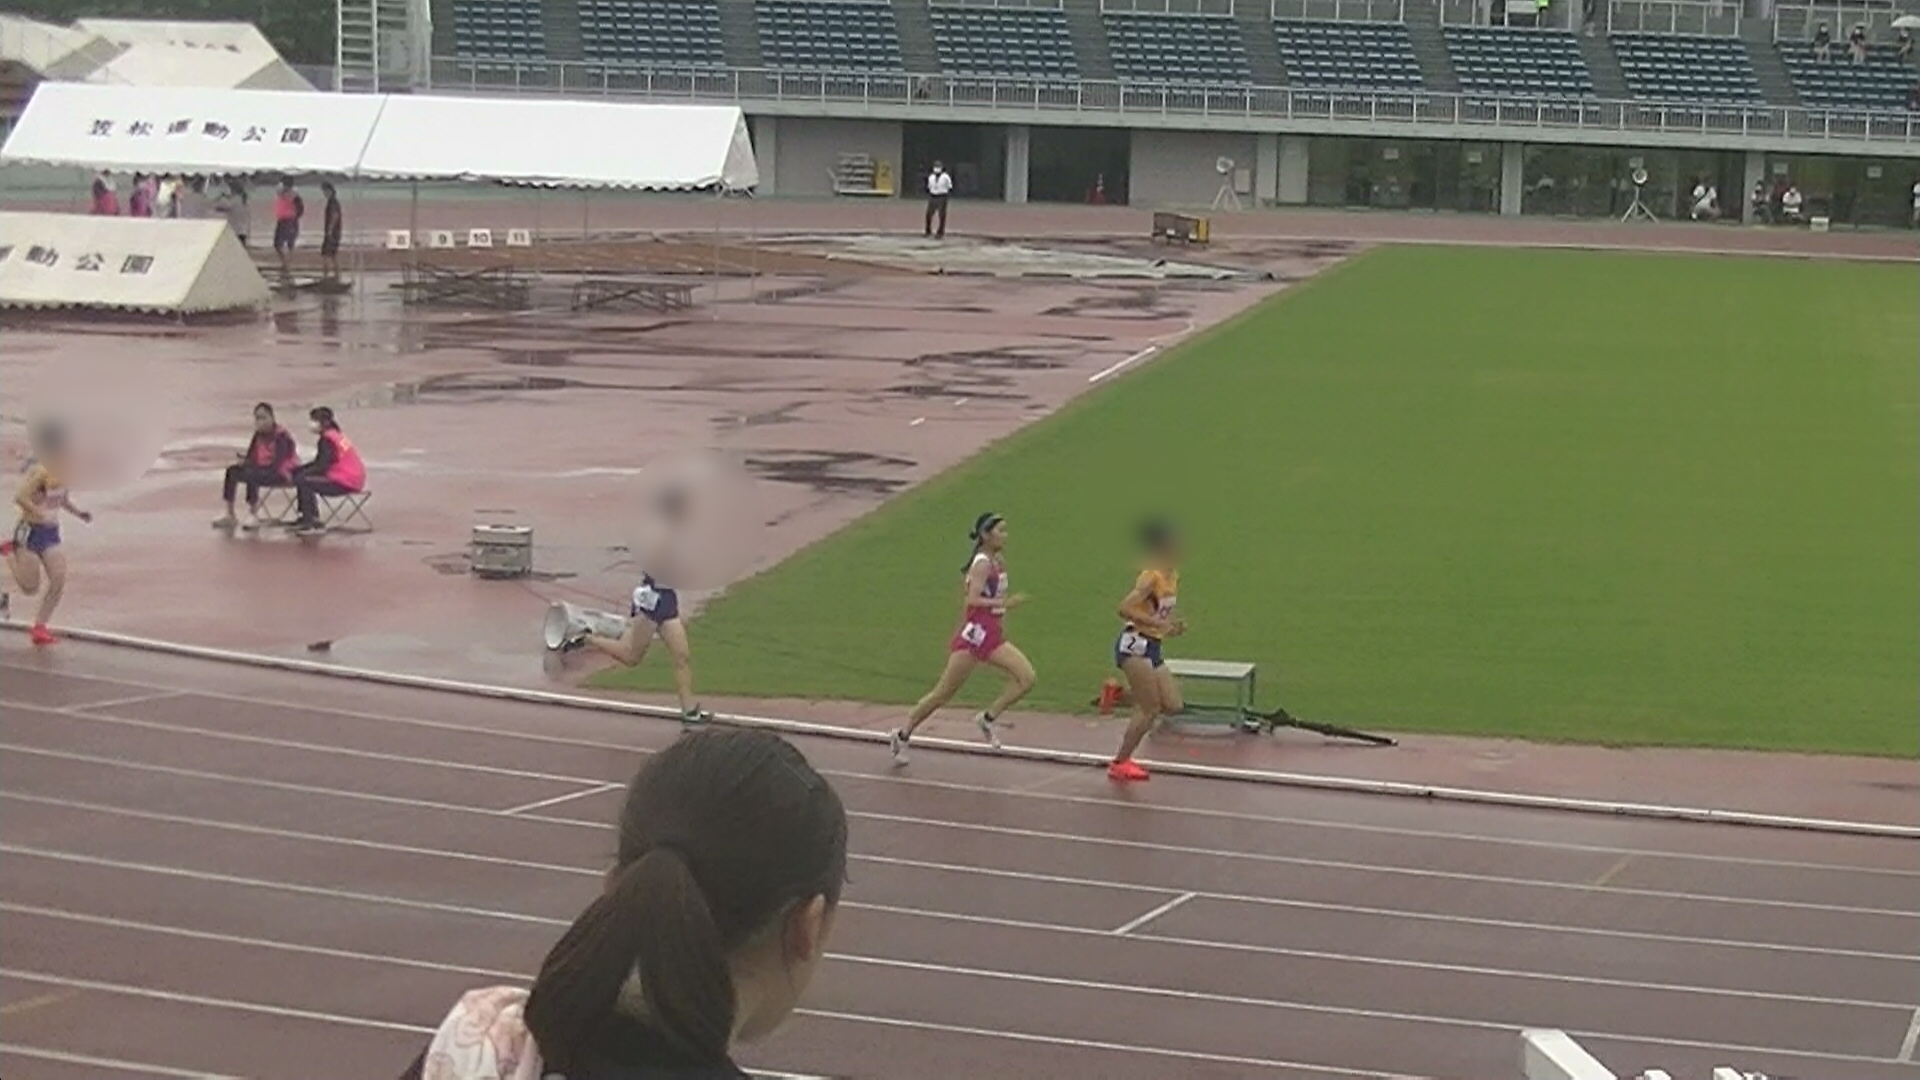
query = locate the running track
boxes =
[1,641,1916,1080]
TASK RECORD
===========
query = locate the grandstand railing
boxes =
[1101,0,1237,15]
[1272,0,1409,23]
[427,59,1920,145]
[1604,0,1741,36]
[935,0,1064,8]
[1773,0,1913,41]
[1436,0,1574,28]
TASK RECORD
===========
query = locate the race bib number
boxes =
[959,621,988,647]
[1118,630,1151,656]
[632,585,660,613]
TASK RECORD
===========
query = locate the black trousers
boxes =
[295,476,354,521]
[223,463,286,507]
[925,195,949,238]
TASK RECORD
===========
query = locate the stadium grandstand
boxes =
[409,0,1917,223]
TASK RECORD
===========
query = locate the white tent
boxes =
[0,14,121,80]
[0,212,268,314]
[358,97,758,190]
[85,42,314,92]
[0,82,385,175]
[0,84,759,192]
[70,19,279,58]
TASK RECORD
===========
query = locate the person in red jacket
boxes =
[214,403,299,530]
[290,406,365,536]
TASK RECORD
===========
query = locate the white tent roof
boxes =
[0,87,759,191]
[70,19,279,60]
[357,97,758,190]
[84,42,314,92]
[0,212,268,314]
[0,14,120,80]
[0,83,384,175]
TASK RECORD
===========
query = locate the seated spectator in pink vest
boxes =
[214,403,299,530]
[290,406,365,534]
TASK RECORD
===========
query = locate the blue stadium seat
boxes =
[451,0,547,59]
[1778,43,1915,111]
[1610,33,1763,102]
[1443,26,1594,97]
[1272,20,1423,92]
[931,4,1078,78]
[1104,12,1251,83]
[756,0,904,70]
[580,0,724,65]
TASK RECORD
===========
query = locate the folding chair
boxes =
[311,490,375,534]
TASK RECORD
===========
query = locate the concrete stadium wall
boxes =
[764,117,905,197]
[1128,130,1259,207]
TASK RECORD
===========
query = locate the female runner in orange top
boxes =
[1108,520,1185,782]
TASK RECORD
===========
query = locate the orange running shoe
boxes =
[29,624,57,646]
[1107,758,1149,782]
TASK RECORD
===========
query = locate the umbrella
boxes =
[1893,14,1920,28]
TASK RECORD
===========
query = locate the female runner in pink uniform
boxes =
[888,513,1036,764]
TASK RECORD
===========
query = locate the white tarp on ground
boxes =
[0,83,385,175]
[0,212,268,313]
[1,85,759,191]
[357,97,758,190]
[85,42,315,92]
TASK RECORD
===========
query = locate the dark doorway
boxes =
[1029,126,1129,204]
[903,121,1006,200]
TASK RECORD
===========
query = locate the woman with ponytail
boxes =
[887,512,1037,765]
[403,728,848,1080]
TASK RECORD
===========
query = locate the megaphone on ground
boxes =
[542,601,630,651]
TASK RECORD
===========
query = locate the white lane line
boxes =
[63,690,189,712]
[1899,1005,1920,1060]
[795,1008,1403,1077]
[7,736,1903,919]
[25,790,1916,983]
[1111,891,1196,936]
[502,782,622,816]
[1,968,428,1034]
[3,842,1909,1014]
[1088,345,1156,383]
[6,632,1910,839]
[6,758,1913,965]
[0,1043,244,1079]
[5,898,1895,1071]
[17,667,1912,878]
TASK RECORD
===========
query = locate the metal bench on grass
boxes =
[1163,657,1395,746]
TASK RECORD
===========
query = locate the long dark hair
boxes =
[523,728,848,1071]
[964,512,1003,573]
[307,406,339,431]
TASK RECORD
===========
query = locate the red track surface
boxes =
[2,640,1917,1080]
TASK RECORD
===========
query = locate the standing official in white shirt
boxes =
[925,161,953,239]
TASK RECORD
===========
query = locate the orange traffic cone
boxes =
[1096,678,1125,715]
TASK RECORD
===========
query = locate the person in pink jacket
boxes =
[289,406,364,535]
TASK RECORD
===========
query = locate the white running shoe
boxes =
[888,728,910,766]
[976,712,1002,751]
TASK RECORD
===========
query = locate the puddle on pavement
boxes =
[745,450,914,495]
